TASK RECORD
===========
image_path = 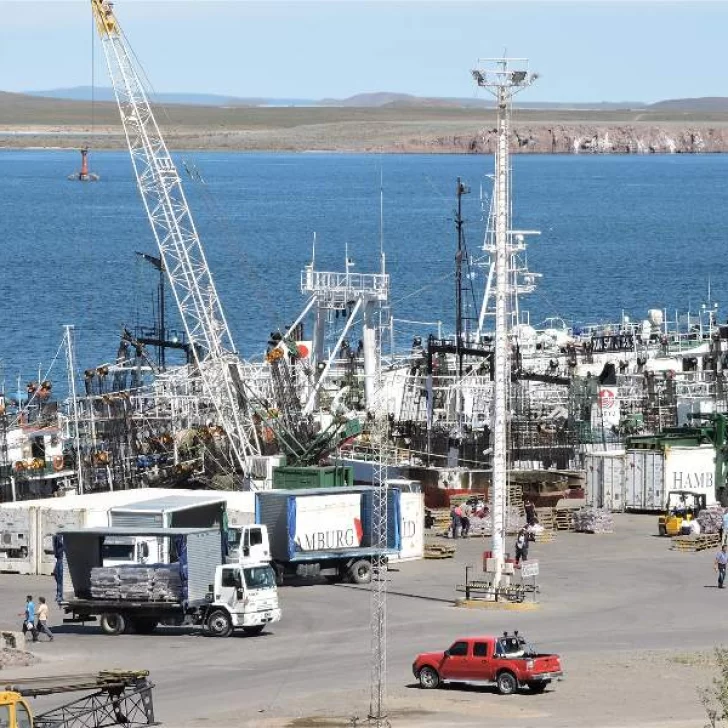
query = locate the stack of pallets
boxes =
[534,508,555,530]
[554,509,576,531]
[670,533,721,552]
[424,540,457,559]
[508,484,525,516]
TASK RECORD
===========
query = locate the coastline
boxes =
[3,109,728,154]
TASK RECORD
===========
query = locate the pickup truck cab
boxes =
[413,633,563,695]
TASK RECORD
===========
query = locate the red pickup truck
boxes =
[412,632,563,695]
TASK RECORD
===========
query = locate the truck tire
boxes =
[131,618,158,634]
[242,625,265,636]
[418,666,440,689]
[497,671,518,695]
[206,609,233,638]
[99,612,127,636]
[349,559,372,584]
[528,681,549,693]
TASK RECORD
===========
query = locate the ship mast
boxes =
[472,57,537,590]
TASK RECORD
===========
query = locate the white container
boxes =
[626,450,665,510]
[0,506,35,574]
[625,445,716,511]
[584,451,626,511]
[394,492,424,562]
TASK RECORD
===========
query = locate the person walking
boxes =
[36,597,54,641]
[515,528,529,566]
[450,505,462,539]
[19,595,38,642]
[722,511,728,546]
[716,545,728,589]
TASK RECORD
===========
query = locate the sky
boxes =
[1,1,727,103]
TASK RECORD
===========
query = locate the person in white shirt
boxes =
[36,597,54,641]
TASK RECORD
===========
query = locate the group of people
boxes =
[450,498,489,539]
[20,595,54,642]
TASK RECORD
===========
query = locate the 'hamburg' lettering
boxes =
[301,528,357,550]
[672,472,714,490]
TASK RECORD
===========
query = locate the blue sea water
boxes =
[1,149,727,397]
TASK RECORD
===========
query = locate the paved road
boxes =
[1,514,725,726]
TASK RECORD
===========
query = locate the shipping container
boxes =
[625,446,716,511]
[272,465,353,490]
[584,451,625,511]
[0,488,256,575]
[395,491,425,561]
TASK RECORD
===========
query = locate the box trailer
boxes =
[254,487,402,584]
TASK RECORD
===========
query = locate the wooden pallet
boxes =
[670,533,721,552]
[532,530,555,543]
[554,510,575,531]
[424,541,457,559]
[535,507,555,530]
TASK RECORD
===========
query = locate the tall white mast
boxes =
[64,325,83,495]
[472,58,537,589]
[90,1,260,479]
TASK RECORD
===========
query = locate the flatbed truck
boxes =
[60,526,280,637]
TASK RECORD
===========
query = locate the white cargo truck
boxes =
[61,527,280,637]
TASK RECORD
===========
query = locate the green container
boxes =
[272,465,354,490]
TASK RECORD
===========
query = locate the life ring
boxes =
[52,455,65,472]
[14,460,26,472]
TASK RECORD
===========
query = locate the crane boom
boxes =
[90,0,260,479]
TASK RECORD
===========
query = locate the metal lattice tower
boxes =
[368,340,389,726]
[90,0,260,479]
[472,57,537,589]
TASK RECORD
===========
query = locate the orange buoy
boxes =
[52,455,65,471]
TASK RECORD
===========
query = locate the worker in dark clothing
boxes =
[524,499,537,526]
[515,528,529,565]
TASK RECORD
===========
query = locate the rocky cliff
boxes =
[404,124,728,154]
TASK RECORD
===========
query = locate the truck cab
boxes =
[101,536,165,566]
[226,525,270,565]
[205,563,280,637]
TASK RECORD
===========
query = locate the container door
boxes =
[625,452,640,509]
[645,451,665,509]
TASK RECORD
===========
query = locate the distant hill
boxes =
[23,85,645,110]
[24,86,317,107]
[648,97,728,112]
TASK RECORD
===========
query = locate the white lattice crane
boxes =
[90,0,260,480]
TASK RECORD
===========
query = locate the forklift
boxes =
[658,490,707,536]
[0,670,155,727]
